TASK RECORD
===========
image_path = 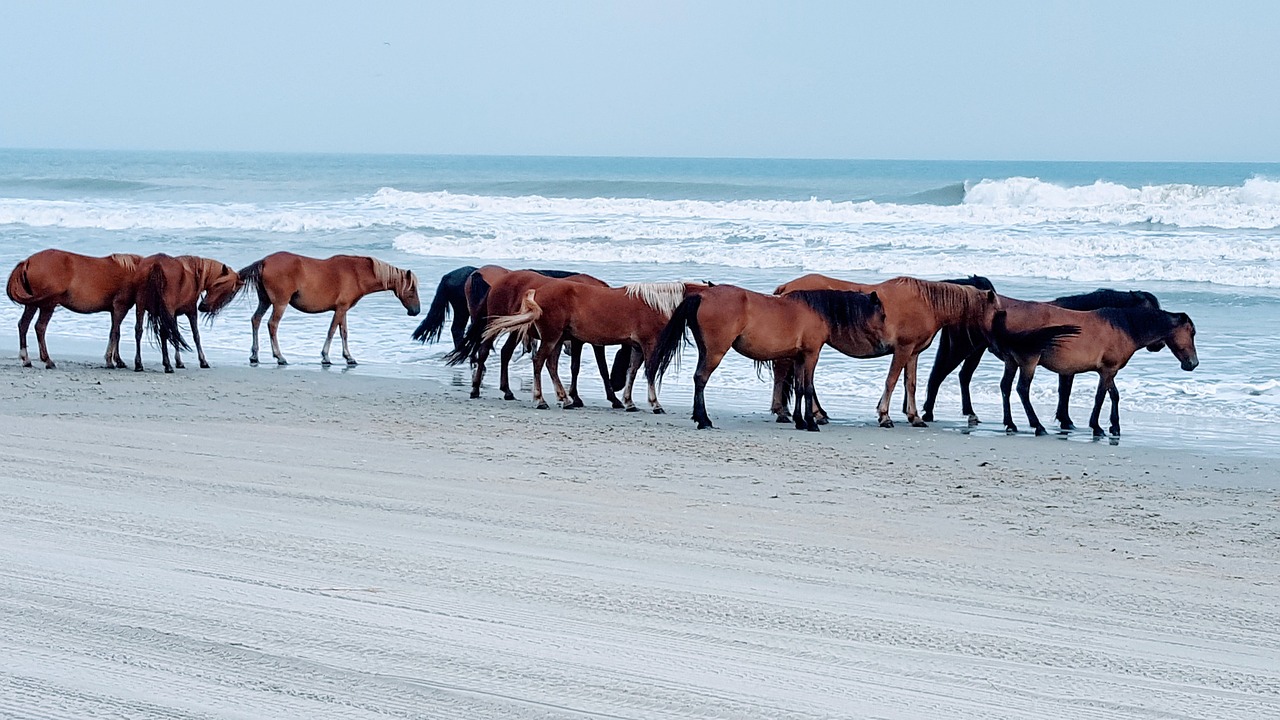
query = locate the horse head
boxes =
[1165,312,1198,371]
[396,269,421,316]
[198,262,243,317]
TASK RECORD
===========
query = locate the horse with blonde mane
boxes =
[132,254,243,373]
[444,266,626,408]
[773,274,1002,427]
[647,284,886,431]
[6,249,144,369]
[238,252,420,366]
[482,280,710,412]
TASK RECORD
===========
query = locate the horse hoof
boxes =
[879,419,895,429]
[346,359,358,367]
[806,422,820,432]
[277,359,288,366]
[535,401,550,410]
[775,415,791,424]
[175,362,185,370]
[199,361,210,369]
[922,412,935,422]
[696,421,714,430]
[22,361,33,368]
[134,366,144,373]
[561,402,577,410]
[611,400,625,409]
[569,399,585,408]
[795,421,806,431]
[967,415,981,427]
[1005,425,1018,434]
[652,408,665,415]
[816,416,829,426]
[469,391,481,399]
[45,362,56,370]
[1034,426,1047,436]
[1092,427,1105,437]
[164,367,174,374]
[911,419,928,428]
[1109,426,1121,436]
[625,406,640,413]
[503,392,517,401]
[1060,421,1077,431]
[249,358,259,365]
[321,358,332,366]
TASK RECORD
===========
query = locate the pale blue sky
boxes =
[2,1,1278,161]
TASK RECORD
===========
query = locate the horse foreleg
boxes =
[337,307,356,365]
[904,352,926,427]
[957,349,984,425]
[771,359,793,423]
[593,344,624,409]
[1087,370,1119,437]
[876,350,909,428]
[188,311,209,368]
[1108,380,1121,436]
[622,346,643,412]
[565,340,585,408]
[34,305,56,369]
[798,354,820,432]
[449,299,469,352]
[321,312,340,366]
[470,338,493,399]
[107,300,130,368]
[160,334,174,374]
[691,346,726,428]
[921,331,957,422]
[17,305,36,367]
[1055,373,1077,430]
[1014,361,1045,435]
[267,304,288,365]
[1000,360,1018,433]
[498,334,518,400]
[530,342,553,410]
[544,341,570,408]
[133,304,146,372]
[249,297,270,364]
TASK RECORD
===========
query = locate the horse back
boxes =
[18,249,141,311]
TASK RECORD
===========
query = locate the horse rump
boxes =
[5,259,34,304]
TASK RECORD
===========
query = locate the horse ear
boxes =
[220,264,230,277]
[986,289,997,303]
[868,291,880,305]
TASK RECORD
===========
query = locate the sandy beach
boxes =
[2,354,1277,719]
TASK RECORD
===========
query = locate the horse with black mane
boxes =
[648,284,886,431]
[132,254,243,373]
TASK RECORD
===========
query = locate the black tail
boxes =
[443,272,491,366]
[647,294,702,385]
[141,264,191,352]
[235,259,265,305]
[412,271,462,343]
[609,346,632,391]
[990,311,1080,357]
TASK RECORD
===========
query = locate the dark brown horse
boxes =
[132,254,243,373]
[648,284,885,431]
[921,285,1163,428]
[445,266,625,408]
[238,252,420,366]
[774,274,1001,427]
[482,280,709,412]
[990,304,1198,436]
[6,249,143,369]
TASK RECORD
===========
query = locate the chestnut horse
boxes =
[921,286,1163,427]
[482,280,710,413]
[238,252,420,366]
[648,285,886,431]
[773,274,1001,428]
[444,266,625,408]
[6,249,143,369]
[990,304,1198,436]
[132,254,243,373]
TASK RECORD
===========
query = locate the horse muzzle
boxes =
[407,306,421,317]
[197,302,210,313]
[1181,358,1199,371]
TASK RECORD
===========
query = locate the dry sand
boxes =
[2,355,1278,719]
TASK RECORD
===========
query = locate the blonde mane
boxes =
[623,281,694,317]
[370,257,416,296]
[110,254,139,272]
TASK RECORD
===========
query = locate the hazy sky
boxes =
[3,1,1278,161]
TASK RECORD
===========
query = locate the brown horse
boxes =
[238,252,420,366]
[132,254,243,373]
[991,304,1199,436]
[647,284,886,431]
[444,266,625,408]
[482,280,709,412]
[774,274,1001,427]
[6,249,144,369]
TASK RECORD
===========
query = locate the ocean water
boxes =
[2,149,1279,459]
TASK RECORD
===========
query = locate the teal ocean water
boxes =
[3,149,1279,459]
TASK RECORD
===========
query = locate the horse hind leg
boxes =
[321,312,340,366]
[904,353,927,427]
[564,340,585,408]
[267,303,288,365]
[188,312,209,368]
[249,296,270,364]
[592,343,624,409]
[107,300,130,368]
[499,334,519,400]
[957,350,984,425]
[1108,381,1121,436]
[1055,373,1077,430]
[1014,362,1046,435]
[33,306,58,369]
[17,305,37,367]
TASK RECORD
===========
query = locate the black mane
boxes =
[786,289,882,329]
[1096,306,1187,346]
[942,275,996,292]
[1053,288,1160,311]
[529,269,580,279]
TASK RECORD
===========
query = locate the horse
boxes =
[990,304,1198,436]
[238,252,420,366]
[132,254,243,373]
[6,249,144,369]
[482,280,710,413]
[444,267,626,408]
[921,287,1163,428]
[773,274,1002,428]
[648,284,885,431]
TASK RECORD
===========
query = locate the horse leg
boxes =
[530,340,554,410]
[544,340,571,408]
[957,349,984,425]
[875,350,909,428]
[17,305,36,367]
[160,334,174,374]
[922,332,959,422]
[498,334,518,400]
[249,296,270,364]
[1014,361,1046,435]
[1108,380,1122,436]
[904,352,927,427]
[34,305,56,369]
[449,298,469,352]
[320,312,340,365]
[622,346,643,412]
[691,347,726,428]
[794,354,820,432]
[338,308,357,366]
[1000,360,1018,433]
[804,355,821,432]
[268,303,288,365]
[108,300,130,368]
[565,340,585,408]
[188,311,209,368]
[1056,373,1077,430]
[470,338,492,399]
[1087,371,1115,437]
[593,344,624,409]
[771,359,793,423]
[133,304,146,372]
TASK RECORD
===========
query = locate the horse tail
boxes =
[990,311,1079,357]
[5,259,35,304]
[141,263,191,352]
[235,259,266,304]
[609,346,632,391]
[412,272,456,343]
[481,289,541,347]
[647,294,701,385]
[442,272,492,366]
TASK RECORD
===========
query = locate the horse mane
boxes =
[1053,288,1162,311]
[786,290,882,330]
[624,281,692,317]
[371,257,415,294]
[889,277,992,324]
[1096,306,1187,346]
[942,275,996,292]
[110,253,139,272]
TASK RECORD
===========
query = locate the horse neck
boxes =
[921,283,985,327]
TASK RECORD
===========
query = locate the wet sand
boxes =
[2,355,1278,718]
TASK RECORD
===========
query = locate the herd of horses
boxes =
[7,249,1199,437]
